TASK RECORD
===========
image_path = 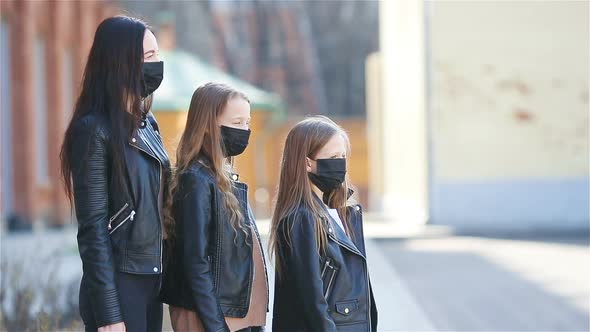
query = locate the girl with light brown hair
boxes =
[159,82,268,332]
[269,115,378,332]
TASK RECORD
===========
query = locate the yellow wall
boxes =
[261,118,370,214]
[154,109,276,216]
[340,118,369,204]
[233,111,273,216]
[153,111,188,162]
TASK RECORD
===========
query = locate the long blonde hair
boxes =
[269,116,354,277]
[164,82,250,244]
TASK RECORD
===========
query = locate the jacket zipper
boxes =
[366,262,372,330]
[156,162,163,272]
[325,212,372,329]
[324,261,337,300]
[143,134,164,273]
[108,203,129,228]
[321,258,337,300]
[131,131,164,273]
[321,259,329,278]
[109,210,135,234]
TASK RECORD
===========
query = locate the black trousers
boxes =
[80,272,163,332]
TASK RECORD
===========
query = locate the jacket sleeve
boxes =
[177,171,229,332]
[282,210,337,331]
[70,123,123,327]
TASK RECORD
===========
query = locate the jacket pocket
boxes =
[320,257,339,300]
[108,203,135,234]
[335,299,359,316]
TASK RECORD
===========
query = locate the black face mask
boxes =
[308,158,347,194]
[141,61,164,98]
[221,125,251,157]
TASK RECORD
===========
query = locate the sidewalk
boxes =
[372,229,590,331]
[256,218,436,331]
[258,217,590,331]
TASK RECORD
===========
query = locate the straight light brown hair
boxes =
[269,115,354,277]
[163,82,250,244]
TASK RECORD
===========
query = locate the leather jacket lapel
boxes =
[313,193,366,258]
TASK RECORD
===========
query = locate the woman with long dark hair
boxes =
[60,16,169,332]
[269,116,378,332]
[159,83,268,332]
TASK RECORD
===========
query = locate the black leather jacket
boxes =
[160,160,268,332]
[272,196,378,332]
[69,111,170,327]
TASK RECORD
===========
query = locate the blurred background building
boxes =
[369,0,589,233]
[0,0,379,228]
[0,1,120,229]
[1,0,586,233]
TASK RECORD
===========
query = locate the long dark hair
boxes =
[60,16,151,203]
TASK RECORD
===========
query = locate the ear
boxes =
[306,157,313,173]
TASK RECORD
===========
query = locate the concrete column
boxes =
[11,0,35,225]
[378,0,428,224]
[47,0,68,226]
[73,1,94,91]
[365,52,384,212]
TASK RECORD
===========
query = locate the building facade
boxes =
[368,0,589,232]
[0,0,119,229]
